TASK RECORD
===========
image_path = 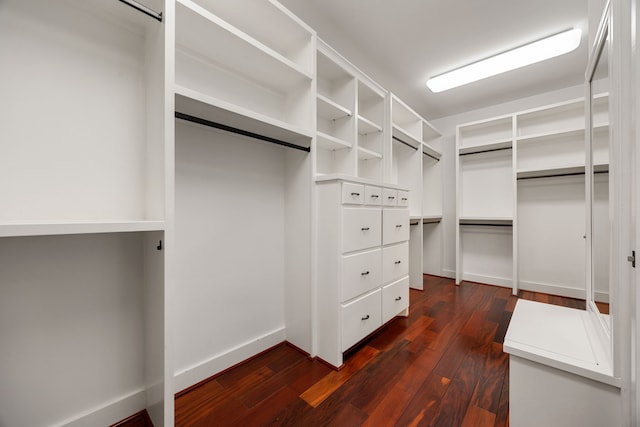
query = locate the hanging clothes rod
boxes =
[460,223,513,227]
[517,170,609,181]
[459,146,512,156]
[175,112,311,153]
[422,151,440,162]
[118,0,163,22]
[392,136,419,151]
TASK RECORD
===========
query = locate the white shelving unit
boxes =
[175,0,314,150]
[455,94,610,299]
[357,80,386,181]
[386,95,443,290]
[0,0,171,426]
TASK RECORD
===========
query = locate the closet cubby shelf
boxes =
[358,146,383,160]
[357,115,383,134]
[176,0,312,94]
[317,94,352,120]
[0,220,165,238]
[422,142,442,160]
[392,125,421,149]
[459,217,513,226]
[458,139,513,155]
[422,215,443,224]
[516,163,609,180]
[175,86,313,148]
[317,131,352,150]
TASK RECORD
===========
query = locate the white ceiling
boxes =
[279,0,590,120]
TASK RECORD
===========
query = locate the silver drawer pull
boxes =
[361,314,370,320]
[395,224,402,228]
[395,296,402,301]
[351,192,360,196]
[361,227,370,231]
[395,260,401,264]
[361,271,370,276]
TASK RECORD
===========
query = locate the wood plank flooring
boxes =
[174,276,587,427]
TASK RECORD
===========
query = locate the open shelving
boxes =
[175,0,314,147]
[356,80,386,181]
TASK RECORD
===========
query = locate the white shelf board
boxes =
[459,217,513,226]
[504,299,618,387]
[422,142,442,160]
[516,127,584,144]
[392,124,421,149]
[422,120,442,143]
[458,139,512,155]
[175,85,313,148]
[357,146,383,160]
[315,174,408,190]
[516,163,609,179]
[357,115,383,135]
[316,132,352,150]
[176,0,312,95]
[0,220,165,237]
[317,94,352,120]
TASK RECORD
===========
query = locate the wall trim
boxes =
[462,273,512,288]
[519,280,586,300]
[60,389,146,427]
[173,327,286,393]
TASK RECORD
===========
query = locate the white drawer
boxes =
[342,182,364,205]
[341,248,382,302]
[382,208,409,245]
[397,190,410,207]
[383,188,398,206]
[382,242,409,284]
[365,185,382,206]
[382,276,409,324]
[342,208,381,253]
[341,289,382,351]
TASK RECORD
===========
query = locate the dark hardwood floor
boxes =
[174,276,587,427]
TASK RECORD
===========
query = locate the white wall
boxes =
[173,122,288,391]
[432,84,585,278]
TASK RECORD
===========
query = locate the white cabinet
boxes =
[316,178,409,368]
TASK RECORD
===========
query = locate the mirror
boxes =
[587,2,611,333]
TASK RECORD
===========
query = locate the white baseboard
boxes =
[61,389,146,427]
[462,273,512,288]
[594,291,610,303]
[441,269,456,279]
[518,280,585,299]
[174,327,286,393]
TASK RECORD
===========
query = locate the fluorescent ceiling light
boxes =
[426,28,582,93]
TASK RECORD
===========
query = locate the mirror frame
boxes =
[585,0,611,344]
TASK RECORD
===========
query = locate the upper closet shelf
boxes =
[358,146,383,160]
[0,220,165,238]
[176,0,312,94]
[458,139,513,155]
[517,163,609,180]
[317,94,352,120]
[422,215,443,224]
[422,142,442,160]
[392,125,421,149]
[459,217,513,226]
[175,86,313,149]
[358,115,383,135]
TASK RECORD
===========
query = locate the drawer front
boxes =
[397,190,410,207]
[382,242,409,284]
[342,208,381,253]
[341,289,382,351]
[341,248,382,302]
[342,182,365,205]
[365,185,382,206]
[382,208,409,245]
[382,276,409,324]
[383,188,398,206]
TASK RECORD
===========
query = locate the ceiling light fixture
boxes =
[426,28,582,93]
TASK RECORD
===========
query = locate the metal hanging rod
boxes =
[175,112,311,153]
[517,170,609,181]
[459,146,512,156]
[392,136,419,151]
[118,0,163,22]
[460,223,513,227]
[422,151,440,162]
